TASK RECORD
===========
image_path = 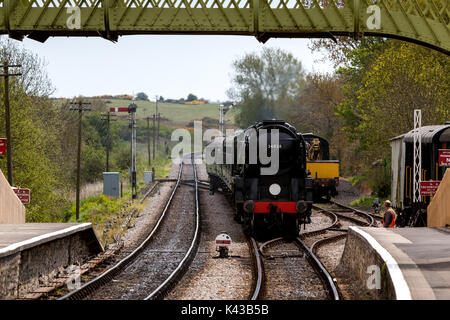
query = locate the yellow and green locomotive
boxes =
[302,134,340,202]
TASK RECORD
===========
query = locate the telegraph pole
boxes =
[152,113,156,160]
[1,62,22,185]
[219,104,224,136]
[101,111,117,172]
[128,103,138,199]
[155,96,160,153]
[70,99,91,220]
[157,112,161,148]
[146,117,151,166]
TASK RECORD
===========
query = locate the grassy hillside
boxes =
[106,99,237,125]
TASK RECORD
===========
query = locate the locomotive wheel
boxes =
[282,214,299,239]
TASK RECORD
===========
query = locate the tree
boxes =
[310,37,389,140]
[228,47,305,127]
[187,93,198,102]
[0,39,68,221]
[352,41,449,160]
[309,37,449,190]
[136,92,148,101]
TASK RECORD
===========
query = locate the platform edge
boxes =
[349,226,412,300]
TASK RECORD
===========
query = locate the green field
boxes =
[107,99,238,125]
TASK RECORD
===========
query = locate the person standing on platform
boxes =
[383,200,396,228]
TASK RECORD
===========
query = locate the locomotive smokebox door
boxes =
[215,233,232,258]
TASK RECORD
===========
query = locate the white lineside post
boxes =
[413,109,422,203]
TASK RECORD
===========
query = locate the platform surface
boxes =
[0,223,93,258]
[359,227,450,300]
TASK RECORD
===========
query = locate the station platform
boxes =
[0,223,103,299]
[341,226,450,300]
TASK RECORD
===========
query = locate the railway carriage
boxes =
[390,123,450,226]
[206,120,314,238]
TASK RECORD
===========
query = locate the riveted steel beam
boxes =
[0,0,447,54]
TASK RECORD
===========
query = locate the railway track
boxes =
[249,237,264,300]
[247,201,382,300]
[253,236,339,300]
[304,200,380,260]
[332,200,383,223]
[244,200,380,300]
[313,201,379,229]
[59,154,201,300]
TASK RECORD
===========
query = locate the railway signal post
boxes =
[1,62,22,186]
[110,104,138,199]
[70,99,91,220]
[101,111,117,172]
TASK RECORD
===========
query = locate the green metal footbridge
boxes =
[0,0,449,54]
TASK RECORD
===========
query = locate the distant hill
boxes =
[106,99,238,125]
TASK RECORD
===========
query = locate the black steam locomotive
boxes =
[206,120,313,238]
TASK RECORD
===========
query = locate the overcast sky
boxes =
[20,35,334,101]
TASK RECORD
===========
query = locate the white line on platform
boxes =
[350,226,412,300]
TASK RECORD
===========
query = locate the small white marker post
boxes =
[215,233,232,258]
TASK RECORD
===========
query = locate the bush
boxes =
[65,194,124,223]
[369,160,391,197]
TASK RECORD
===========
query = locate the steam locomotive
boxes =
[206,120,313,238]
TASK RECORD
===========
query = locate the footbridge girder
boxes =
[0,0,449,54]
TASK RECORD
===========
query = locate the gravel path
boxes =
[166,182,252,300]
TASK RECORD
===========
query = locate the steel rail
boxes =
[298,208,339,240]
[139,181,160,204]
[310,233,348,255]
[258,236,339,300]
[259,237,285,258]
[144,154,201,300]
[332,200,382,222]
[59,161,184,300]
[295,237,340,300]
[259,207,341,257]
[313,204,373,227]
[249,237,263,300]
